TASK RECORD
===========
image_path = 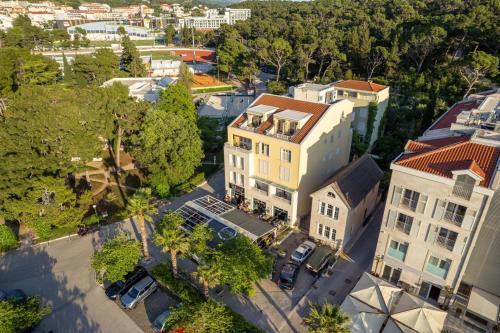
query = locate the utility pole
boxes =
[191,26,196,72]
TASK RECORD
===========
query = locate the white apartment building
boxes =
[372,89,500,332]
[178,8,250,30]
[291,80,389,147]
[224,93,354,226]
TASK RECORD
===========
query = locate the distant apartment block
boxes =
[372,89,500,332]
[67,21,150,40]
[309,154,382,250]
[178,8,250,30]
[291,80,389,146]
[224,93,354,226]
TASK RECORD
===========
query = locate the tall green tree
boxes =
[155,83,197,122]
[72,48,123,85]
[154,211,190,278]
[120,34,146,77]
[126,188,157,258]
[164,24,175,45]
[255,37,292,81]
[0,296,51,333]
[304,303,351,333]
[91,232,142,283]
[459,51,499,97]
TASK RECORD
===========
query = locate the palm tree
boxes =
[154,211,190,278]
[126,188,157,258]
[304,303,351,333]
[196,260,221,299]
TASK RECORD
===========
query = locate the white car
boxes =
[291,240,316,264]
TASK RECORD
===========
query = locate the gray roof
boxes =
[220,209,275,238]
[313,155,383,208]
[462,190,500,297]
[297,83,330,92]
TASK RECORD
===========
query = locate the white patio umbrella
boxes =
[349,273,401,314]
[341,295,381,315]
[349,312,387,333]
[381,318,417,333]
[389,293,447,333]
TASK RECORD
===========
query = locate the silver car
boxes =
[120,275,157,309]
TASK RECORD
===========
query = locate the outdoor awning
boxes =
[350,312,387,333]
[381,318,416,333]
[467,287,500,322]
[390,293,446,333]
[350,273,401,314]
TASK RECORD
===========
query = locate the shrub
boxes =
[0,225,17,252]
[267,81,287,94]
[151,263,204,304]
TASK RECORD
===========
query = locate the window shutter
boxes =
[255,143,260,154]
[453,237,466,255]
[426,224,438,244]
[433,199,446,220]
[392,186,402,206]
[462,209,476,230]
[410,220,421,238]
[417,194,428,214]
[386,210,396,229]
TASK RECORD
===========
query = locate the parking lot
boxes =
[118,288,178,333]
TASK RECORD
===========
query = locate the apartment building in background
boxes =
[178,8,251,30]
[224,93,354,226]
[290,79,389,147]
[309,154,382,250]
[372,89,500,332]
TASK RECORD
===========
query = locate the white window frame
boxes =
[279,166,290,181]
[280,148,292,162]
[261,143,270,156]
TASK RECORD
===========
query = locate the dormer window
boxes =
[251,115,262,127]
[277,119,298,136]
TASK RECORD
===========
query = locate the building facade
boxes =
[309,154,382,250]
[372,89,500,332]
[178,8,250,30]
[291,80,389,147]
[224,93,354,226]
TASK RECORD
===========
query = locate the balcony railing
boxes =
[253,186,268,196]
[426,263,449,279]
[225,142,252,153]
[443,211,464,227]
[400,198,418,211]
[452,183,473,200]
[387,247,406,262]
[436,235,455,251]
[395,221,411,235]
[273,194,292,204]
[240,124,258,132]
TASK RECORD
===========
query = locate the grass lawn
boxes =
[132,39,156,46]
[88,40,112,47]
[192,86,235,94]
[139,50,180,60]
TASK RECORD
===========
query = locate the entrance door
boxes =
[429,285,441,302]
[273,207,288,221]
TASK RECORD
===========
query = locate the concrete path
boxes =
[0,170,225,333]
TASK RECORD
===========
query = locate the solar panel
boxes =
[192,195,233,215]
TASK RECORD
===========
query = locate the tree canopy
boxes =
[0,296,51,333]
[91,232,142,283]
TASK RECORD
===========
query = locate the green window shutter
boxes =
[387,210,396,229]
[392,186,402,206]
[433,199,446,219]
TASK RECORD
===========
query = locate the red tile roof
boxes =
[333,80,387,93]
[428,100,478,130]
[395,140,500,187]
[232,94,331,144]
[405,136,470,153]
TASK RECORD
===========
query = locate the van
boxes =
[305,246,334,275]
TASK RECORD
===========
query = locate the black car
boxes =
[105,266,148,300]
[0,289,27,303]
[278,262,300,290]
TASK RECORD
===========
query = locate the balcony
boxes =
[274,191,292,204]
[443,211,464,227]
[253,182,268,196]
[224,142,252,154]
[425,263,448,279]
[240,124,258,132]
[400,197,418,212]
[436,236,455,251]
[387,247,406,261]
[452,183,473,200]
[395,221,411,235]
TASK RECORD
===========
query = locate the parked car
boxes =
[105,266,148,300]
[0,289,27,303]
[291,240,316,264]
[278,262,300,290]
[152,310,171,333]
[305,246,334,275]
[120,276,158,309]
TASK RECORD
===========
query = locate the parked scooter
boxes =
[77,224,90,237]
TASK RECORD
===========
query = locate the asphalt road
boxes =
[0,170,224,333]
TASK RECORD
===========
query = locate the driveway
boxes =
[217,203,384,333]
[0,170,224,333]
